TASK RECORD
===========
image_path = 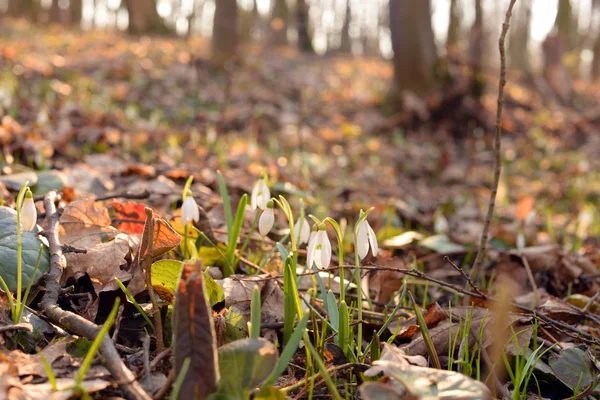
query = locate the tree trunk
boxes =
[543,34,572,103]
[49,0,60,23]
[270,0,289,46]
[470,0,484,71]
[509,0,532,72]
[388,0,437,96]
[555,0,577,51]
[123,0,168,34]
[7,0,38,20]
[339,0,352,52]
[446,0,461,51]
[591,0,600,80]
[296,0,314,53]
[71,0,83,26]
[211,0,238,68]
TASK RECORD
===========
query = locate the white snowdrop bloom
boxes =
[306,224,331,270]
[434,213,449,234]
[308,224,318,244]
[181,194,200,225]
[250,172,270,210]
[294,217,310,245]
[356,218,378,260]
[21,190,37,231]
[259,201,275,236]
[524,210,537,226]
[516,232,526,249]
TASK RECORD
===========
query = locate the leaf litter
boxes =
[2,20,600,399]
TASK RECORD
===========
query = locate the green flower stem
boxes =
[353,229,362,359]
[235,211,259,267]
[14,183,29,323]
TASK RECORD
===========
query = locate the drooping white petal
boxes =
[181,196,199,225]
[256,180,270,210]
[21,197,37,231]
[259,208,275,236]
[250,181,260,210]
[357,220,369,260]
[516,233,525,249]
[294,218,310,245]
[306,234,317,269]
[320,231,331,270]
[434,214,449,234]
[367,222,378,257]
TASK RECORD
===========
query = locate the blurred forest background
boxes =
[2,0,600,93]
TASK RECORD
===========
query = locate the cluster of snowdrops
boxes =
[179,171,379,270]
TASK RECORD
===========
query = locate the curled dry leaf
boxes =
[59,198,132,294]
[173,260,219,400]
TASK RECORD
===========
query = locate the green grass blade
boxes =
[264,313,309,386]
[227,193,248,265]
[305,340,343,400]
[250,285,261,339]
[409,291,441,369]
[115,278,155,330]
[338,300,349,356]
[39,351,57,391]
[0,275,15,318]
[170,357,191,400]
[217,171,233,236]
[17,243,43,322]
[76,298,121,385]
[283,257,297,345]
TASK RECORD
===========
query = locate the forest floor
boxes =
[3,21,600,399]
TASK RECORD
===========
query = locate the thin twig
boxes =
[470,0,518,282]
[444,256,485,297]
[520,254,538,308]
[41,191,151,400]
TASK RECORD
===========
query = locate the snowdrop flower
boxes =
[250,171,270,210]
[259,200,275,236]
[434,213,449,234]
[181,191,200,226]
[308,224,318,244]
[21,189,37,231]
[516,232,526,249]
[294,217,310,245]
[356,218,378,260]
[307,223,331,270]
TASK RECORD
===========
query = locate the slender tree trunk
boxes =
[555,0,577,51]
[296,0,314,53]
[211,0,238,68]
[509,0,532,72]
[388,0,437,96]
[543,33,572,103]
[270,0,289,46]
[591,0,600,80]
[446,0,461,51]
[469,0,485,97]
[71,0,83,26]
[123,0,168,34]
[470,0,484,71]
[49,0,60,23]
[339,0,352,52]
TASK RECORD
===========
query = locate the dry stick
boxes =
[444,256,485,297]
[41,191,151,400]
[144,208,164,352]
[470,0,518,282]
